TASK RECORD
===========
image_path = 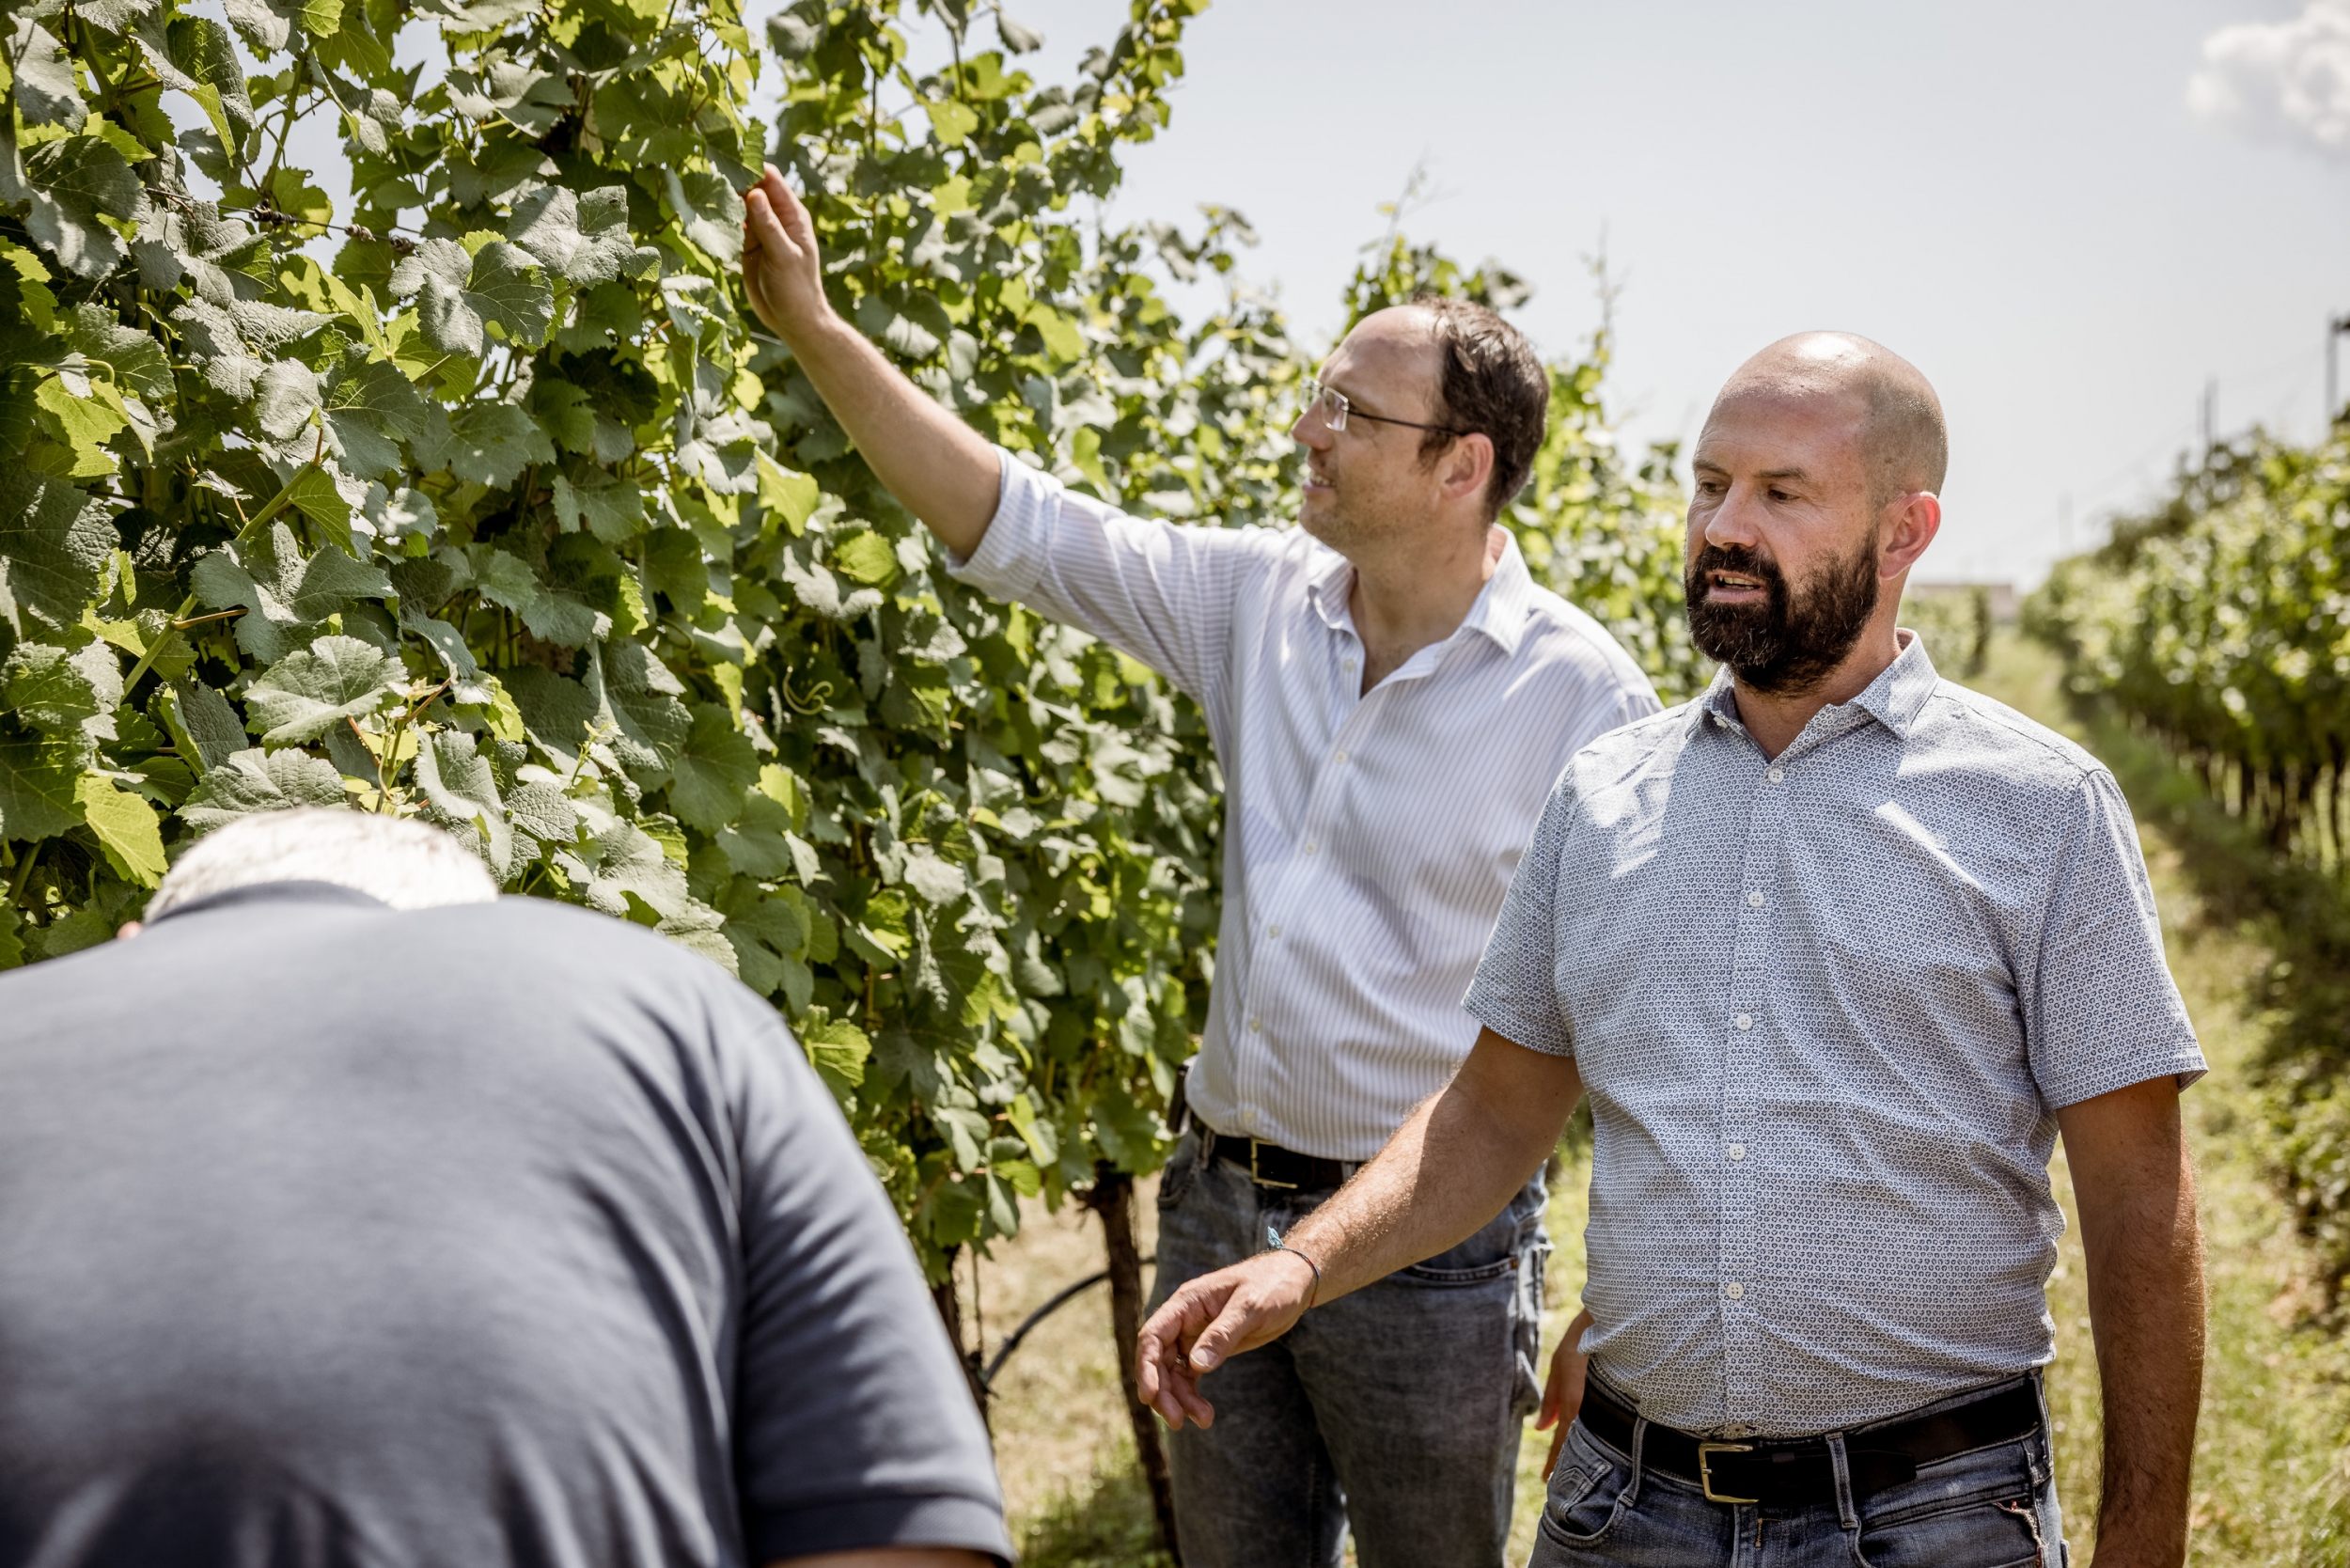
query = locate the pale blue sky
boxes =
[933,0,2350,586]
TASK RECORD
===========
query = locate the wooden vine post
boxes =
[1087,1163,1180,1562]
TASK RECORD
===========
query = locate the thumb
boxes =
[1186,1293,1262,1373]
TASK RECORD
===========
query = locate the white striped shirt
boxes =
[948,452,1660,1160]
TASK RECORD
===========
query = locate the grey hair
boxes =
[147,808,500,919]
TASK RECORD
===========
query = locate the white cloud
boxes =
[2188,0,2350,160]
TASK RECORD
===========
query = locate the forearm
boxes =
[2060,1078,2204,1568]
[2084,1185,2204,1564]
[782,311,999,557]
[1285,1029,1576,1302]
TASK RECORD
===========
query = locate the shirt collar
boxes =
[1691,630,1942,744]
[1306,531,1537,657]
[147,880,391,928]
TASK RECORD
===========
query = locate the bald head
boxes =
[1715,333,1946,507]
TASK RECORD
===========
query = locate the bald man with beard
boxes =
[1140,335,2208,1568]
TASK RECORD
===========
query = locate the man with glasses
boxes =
[743,166,1659,1568]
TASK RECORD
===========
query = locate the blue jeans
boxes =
[1149,1129,1549,1568]
[1529,1373,2068,1567]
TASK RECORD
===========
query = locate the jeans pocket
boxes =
[1508,1240,1550,1419]
[1155,1131,1201,1210]
[1856,1492,2046,1568]
[1536,1424,1623,1549]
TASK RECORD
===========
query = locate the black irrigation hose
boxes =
[977,1256,1156,1392]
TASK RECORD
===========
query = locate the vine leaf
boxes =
[76,776,168,887]
[242,635,402,745]
[414,729,513,878]
[179,746,349,834]
[0,472,114,635]
[0,729,91,840]
[8,20,87,130]
[667,703,759,832]
[509,186,658,286]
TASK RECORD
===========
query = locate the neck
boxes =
[1728,615,1905,760]
[1346,522,1506,691]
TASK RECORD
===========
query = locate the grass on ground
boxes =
[977,630,2350,1567]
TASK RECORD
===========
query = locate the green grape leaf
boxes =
[1,640,103,734]
[0,472,114,636]
[661,168,744,265]
[179,746,348,834]
[667,702,758,831]
[243,635,402,745]
[8,21,86,130]
[468,242,554,348]
[75,775,167,886]
[413,729,513,879]
[390,238,484,356]
[509,185,659,286]
[552,465,646,543]
[0,729,92,841]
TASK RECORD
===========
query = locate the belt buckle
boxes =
[1247,1139,1296,1190]
[1697,1441,1759,1505]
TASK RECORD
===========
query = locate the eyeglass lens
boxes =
[1308,378,1348,433]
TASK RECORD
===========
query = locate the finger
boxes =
[1543,1419,1567,1482]
[743,186,795,259]
[1184,1294,1261,1373]
[1536,1360,1560,1430]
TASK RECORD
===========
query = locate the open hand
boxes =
[740,164,831,341]
[1534,1307,1594,1480]
[1135,1251,1316,1430]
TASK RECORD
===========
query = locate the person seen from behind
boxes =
[740,165,1661,1568]
[0,808,1010,1568]
[1138,333,2208,1568]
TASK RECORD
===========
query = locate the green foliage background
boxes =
[2027,435,2350,1295]
[1,0,1696,1273]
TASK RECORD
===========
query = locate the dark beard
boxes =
[1684,536,1881,697]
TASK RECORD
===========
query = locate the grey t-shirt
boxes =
[0,882,1010,1566]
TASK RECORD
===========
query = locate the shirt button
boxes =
[1767,767,1784,783]
[1734,1013,1753,1031]
[1725,1281,1746,1300]
[1343,658,1357,671]
[1303,841,1319,855]
[1245,1107,1261,1128]
[1746,891,1764,908]
[1267,924,1282,939]
[1248,1019,1262,1033]
[1728,1143,1747,1160]
[1333,750,1348,764]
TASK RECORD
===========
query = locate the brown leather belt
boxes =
[1198,1123,1353,1193]
[1579,1378,2041,1507]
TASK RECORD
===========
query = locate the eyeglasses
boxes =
[1302,376,1467,438]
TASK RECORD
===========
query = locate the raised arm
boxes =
[2056,1075,2204,1568]
[1136,1028,1582,1428]
[741,165,998,557]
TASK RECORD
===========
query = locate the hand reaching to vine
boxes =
[742,165,836,346]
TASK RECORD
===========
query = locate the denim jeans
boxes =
[1528,1372,2068,1567]
[1149,1128,1549,1568]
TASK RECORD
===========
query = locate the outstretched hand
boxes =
[1135,1251,1317,1430]
[1534,1306,1594,1480]
[740,164,830,341]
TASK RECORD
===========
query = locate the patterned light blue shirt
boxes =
[1464,633,2205,1437]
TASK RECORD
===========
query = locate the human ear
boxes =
[1878,491,1942,581]
[1445,433,1495,506]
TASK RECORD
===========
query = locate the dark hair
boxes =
[1410,294,1549,520]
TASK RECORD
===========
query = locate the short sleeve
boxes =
[2024,768,2207,1108]
[721,991,1012,1565]
[1462,769,1585,1057]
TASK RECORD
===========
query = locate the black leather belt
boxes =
[1579,1378,2041,1507]
[1198,1123,1352,1192]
